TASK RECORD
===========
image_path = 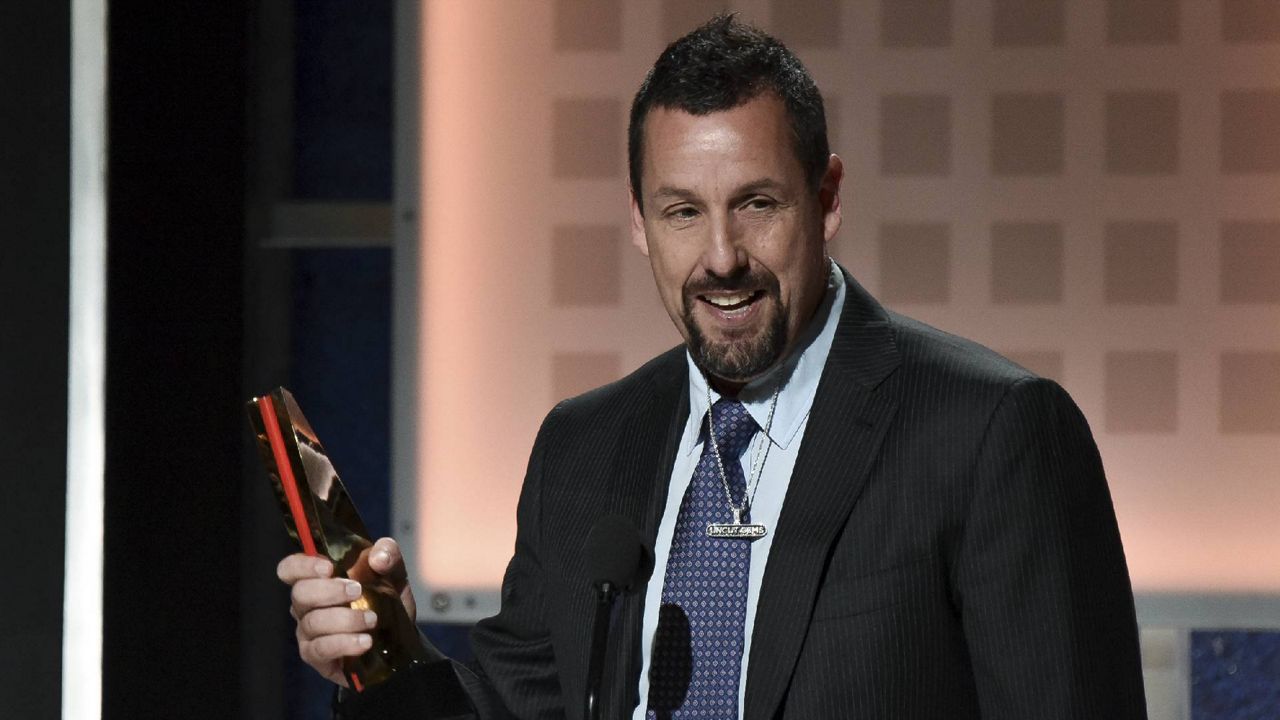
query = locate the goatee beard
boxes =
[685,308,786,383]
[682,267,787,383]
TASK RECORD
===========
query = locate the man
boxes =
[279,15,1148,719]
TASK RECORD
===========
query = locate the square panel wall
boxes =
[553,98,622,179]
[1107,0,1180,45]
[1106,92,1179,175]
[1220,221,1280,303]
[880,94,952,176]
[992,93,1064,176]
[551,225,623,307]
[991,222,1064,304]
[662,0,728,41]
[1222,0,1280,43]
[553,0,622,51]
[1106,351,1179,433]
[993,0,1064,46]
[1221,90,1280,174]
[881,0,952,48]
[1220,352,1280,433]
[1105,221,1179,305]
[770,0,841,48]
[878,222,951,304]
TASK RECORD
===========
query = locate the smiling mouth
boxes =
[698,290,764,314]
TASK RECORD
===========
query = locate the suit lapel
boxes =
[743,271,902,720]
[598,347,688,530]
[602,349,689,718]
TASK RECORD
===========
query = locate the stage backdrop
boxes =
[394,0,1280,625]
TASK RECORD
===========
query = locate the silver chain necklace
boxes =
[704,377,779,540]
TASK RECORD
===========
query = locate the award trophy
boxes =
[247,387,432,692]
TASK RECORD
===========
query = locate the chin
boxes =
[688,322,786,383]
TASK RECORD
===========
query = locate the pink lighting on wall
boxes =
[405,2,1280,608]
[416,1,557,591]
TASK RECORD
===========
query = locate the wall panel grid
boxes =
[540,0,1280,594]
[528,6,1280,711]
[402,2,1279,714]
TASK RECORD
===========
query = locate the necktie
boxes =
[649,399,758,719]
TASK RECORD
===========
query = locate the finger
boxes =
[277,553,333,585]
[368,537,404,577]
[303,632,373,664]
[291,577,362,615]
[298,606,378,641]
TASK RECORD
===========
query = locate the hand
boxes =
[276,537,417,687]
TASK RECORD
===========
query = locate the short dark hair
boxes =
[627,14,829,210]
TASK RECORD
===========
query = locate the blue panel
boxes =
[288,247,392,719]
[293,0,393,200]
[1191,630,1280,719]
[290,248,393,538]
[285,248,481,716]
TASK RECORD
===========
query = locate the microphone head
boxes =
[647,603,692,717]
[583,515,654,592]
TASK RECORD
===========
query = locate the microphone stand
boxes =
[584,580,616,720]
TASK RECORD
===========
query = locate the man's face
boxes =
[630,93,843,389]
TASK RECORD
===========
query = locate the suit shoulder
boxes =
[881,312,1093,453]
[887,310,1050,395]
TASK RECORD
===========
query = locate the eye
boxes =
[665,205,700,222]
[741,196,776,212]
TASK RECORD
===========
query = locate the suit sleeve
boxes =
[952,377,1148,719]
[334,405,567,720]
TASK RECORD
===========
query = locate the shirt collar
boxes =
[683,261,846,454]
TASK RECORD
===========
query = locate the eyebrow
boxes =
[651,185,695,202]
[734,178,786,196]
[649,177,785,202]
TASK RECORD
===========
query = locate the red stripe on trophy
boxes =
[260,395,319,556]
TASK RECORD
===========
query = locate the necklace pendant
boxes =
[707,508,768,540]
[706,521,767,539]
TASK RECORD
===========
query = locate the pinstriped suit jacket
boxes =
[339,269,1148,719]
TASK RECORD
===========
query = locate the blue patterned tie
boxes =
[648,399,757,719]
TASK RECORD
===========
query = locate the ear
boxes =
[629,184,650,257]
[819,154,844,244]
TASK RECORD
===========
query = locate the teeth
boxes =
[706,292,752,307]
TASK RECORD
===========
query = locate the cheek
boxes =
[647,242,697,291]
[760,235,825,304]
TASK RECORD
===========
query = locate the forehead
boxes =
[640,94,803,191]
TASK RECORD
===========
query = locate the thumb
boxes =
[369,537,407,581]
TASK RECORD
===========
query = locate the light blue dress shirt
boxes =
[633,263,847,719]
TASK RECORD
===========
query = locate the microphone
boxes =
[647,604,691,720]
[582,515,654,720]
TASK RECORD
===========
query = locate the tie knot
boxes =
[708,399,758,458]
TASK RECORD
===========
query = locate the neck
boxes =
[706,375,746,397]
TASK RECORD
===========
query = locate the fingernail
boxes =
[357,634,372,649]
[373,550,390,565]
[345,581,362,599]
[363,611,377,628]
[314,560,331,576]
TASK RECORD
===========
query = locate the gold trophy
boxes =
[247,387,433,692]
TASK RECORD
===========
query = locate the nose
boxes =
[702,213,748,279]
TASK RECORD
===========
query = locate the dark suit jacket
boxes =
[338,271,1148,719]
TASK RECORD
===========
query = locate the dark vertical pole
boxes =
[0,2,71,717]
[242,2,297,717]
[102,2,249,717]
